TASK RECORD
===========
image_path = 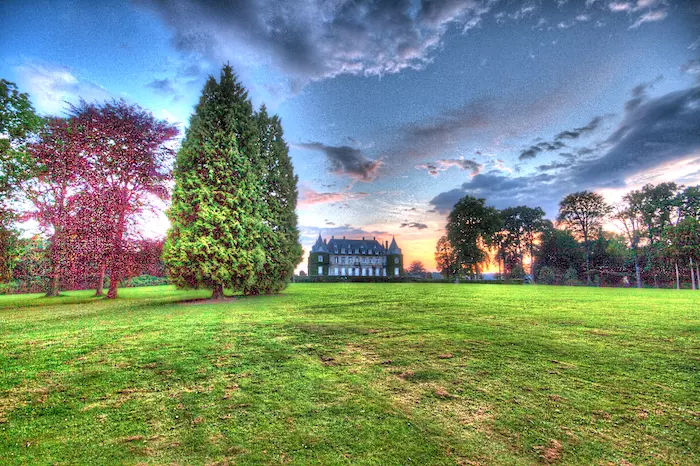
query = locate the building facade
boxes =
[308,235,404,278]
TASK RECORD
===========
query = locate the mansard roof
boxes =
[328,237,385,252]
[311,234,403,254]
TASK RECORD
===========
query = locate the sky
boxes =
[2,0,699,271]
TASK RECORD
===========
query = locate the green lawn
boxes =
[0,284,698,465]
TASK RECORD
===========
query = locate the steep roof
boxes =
[327,238,385,252]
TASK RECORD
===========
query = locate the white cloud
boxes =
[14,60,111,114]
[629,9,667,28]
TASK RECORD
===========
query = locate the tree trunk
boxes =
[530,244,536,284]
[106,209,127,300]
[95,262,106,296]
[584,238,591,285]
[675,262,680,290]
[45,231,62,297]
[691,258,696,291]
[634,253,642,289]
[696,262,700,291]
[45,274,60,297]
[212,283,224,299]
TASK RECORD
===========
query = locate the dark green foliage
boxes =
[446,195,501,277]
[557,191,611,284]
[164,66,269,297]
[164,66,301,297]
[247,105,302,294]
[537,265,556,285]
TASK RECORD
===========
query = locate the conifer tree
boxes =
[249,105,302,293]
[164,66,268,298]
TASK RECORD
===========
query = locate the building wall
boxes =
[308,252,330,276]
[308,251,403,277]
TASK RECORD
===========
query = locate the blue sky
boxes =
[2,0,699,269]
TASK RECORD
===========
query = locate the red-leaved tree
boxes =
[69,100,178,298]
[22,118,88,296]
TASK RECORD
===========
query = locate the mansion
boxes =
[308,235,404,278]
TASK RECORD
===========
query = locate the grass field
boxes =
[0,284,698,465]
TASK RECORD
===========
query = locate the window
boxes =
[341,267,346,275]
[341,248,345,254]
[334,257,338,263]
[318,266,323,276]
[394,267,399,276]
[318,255,323,262]
[394,257,399,264]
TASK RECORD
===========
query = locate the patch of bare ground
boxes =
[534,439,563,464]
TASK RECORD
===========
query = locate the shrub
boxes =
[537,266,556,285]
[564,267,581,286]
[124,275,169,288]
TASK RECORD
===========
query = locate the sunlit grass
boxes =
[1,284,698,465]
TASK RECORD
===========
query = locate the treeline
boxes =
[0,66,302,298]
[435,186,700,288]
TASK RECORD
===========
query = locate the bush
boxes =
[564,267,581,286]
[124,275,169,288]
[537,266,556,285]
[510,265,525,280]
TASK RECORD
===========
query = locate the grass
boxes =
[0,284,698,465]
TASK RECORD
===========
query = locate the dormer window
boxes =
[318,255,323,262]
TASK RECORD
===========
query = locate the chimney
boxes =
[373,236,376,240]
[385,241,388,249]
[343,236,346,239]
[362,236,365,240]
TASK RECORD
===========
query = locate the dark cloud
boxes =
[400,222,428,230]
[430,83,700,217]
[624,75,663,112]
[518,140,566,160]
[138,0,494,84]
[146,78,178,96]
[428,171,561,214]
[416,158,483,176]
[573,84,700,187]
[554,116,604,140]
[297,142,381,181]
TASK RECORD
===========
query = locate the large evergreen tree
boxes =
[164,66,269,298]
[250,105,302,293]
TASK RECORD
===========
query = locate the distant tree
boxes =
[537,222,584,275]
[557,191,611,285]
[407,260,427,275]
[447,195,501,278]
[661,218,700,290]
[435,235,458,279]
[499,206,546,282]
[677,185,700,221]
[69,100,178,299]
[638,183,680,244]
[164,65,269,299]
[614,190,646,288]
